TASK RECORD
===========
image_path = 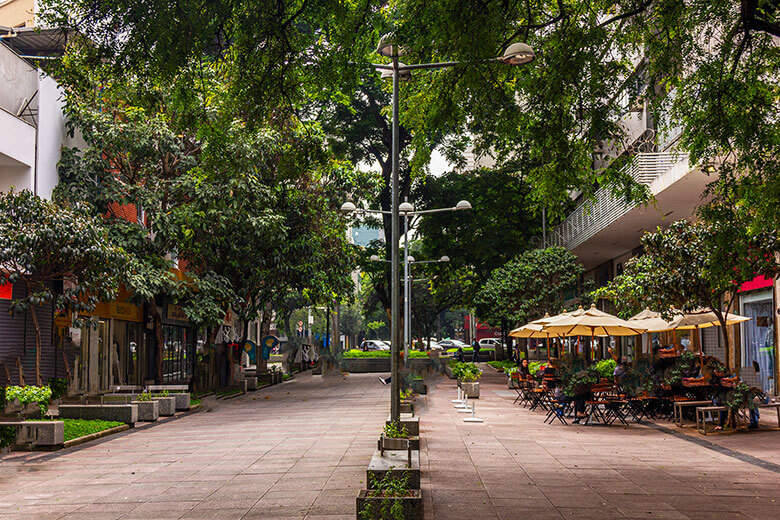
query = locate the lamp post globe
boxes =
[455,200,472,211]
[407,255,415,263]
[399,201,415,213]
[370,254,380,262]
[376,33,404,57]
[502,42,535,65]
[440,255,450,262]
[340,201,357,213]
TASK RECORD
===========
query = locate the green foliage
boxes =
[619,358,656,397]
[662,350,698,387]
[0,190,126,385]
[563,367,601,398]
[5,386,53,417]
[590,256,657,319]
[528,362,545,376]
[595,359,617,380]
[190,398,202,407]
[32,419,124,442]
[474,247,583,326]
[342,349,427,359]
[135,391,153,402]
[47,378,68,401]
[0,426,14,449]
[726,383,763,411]
[451,362,482,382]
[383,421,409,439]
[361,470,411,520]
[400,389,413,400]
[487,360,517,372]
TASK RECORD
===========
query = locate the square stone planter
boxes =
[367,449,420,489]
[410,379,426,394]
[378,435,420,451]
[460,381,480,398]
[131,400,159,422]
[152,396,176,416]
[171,393,190,411]
[356,489,422,520]
[400,401,414,415]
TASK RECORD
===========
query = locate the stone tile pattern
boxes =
[0,372,387,520]
[420,366,780,520]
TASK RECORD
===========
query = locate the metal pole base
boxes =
[463,401,483,422]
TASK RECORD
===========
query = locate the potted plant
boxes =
[357,471,422,520]
[399,389,414,414]
[458,363,482,398]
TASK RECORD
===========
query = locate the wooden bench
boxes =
[0,421,64,447]
[695,406,744,435]
[673,400,712,427]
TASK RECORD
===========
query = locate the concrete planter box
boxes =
[410,379,426,395]
[460,381,480,398]
[131,400,159,422]
[379,435,420,451]
[171,393,190,411]
[5,421,64,448]
[58,404,138,425]
[400,401,413,415]
[367,449,420,489]
[272,372,283,384]
[152,396,176,416]
[245,378,258,391]
[357,489,422,520]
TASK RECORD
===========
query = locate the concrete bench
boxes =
[146,385,188,392]
[112,385,143,393]
[0,421,64,447]
[58,404,138,426]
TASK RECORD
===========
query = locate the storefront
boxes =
[63,288,145,394]
[739,277,776,394]
[161,302,195,383]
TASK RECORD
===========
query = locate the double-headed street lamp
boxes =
[344,35,534,423]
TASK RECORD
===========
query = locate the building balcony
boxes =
[550,152,712,270]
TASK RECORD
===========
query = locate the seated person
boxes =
[613,361,627,383]
[518,358,530,378]
[455,347,465,363]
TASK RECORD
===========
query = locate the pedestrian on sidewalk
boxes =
[472,340,481,363]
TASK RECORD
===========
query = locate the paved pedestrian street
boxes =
[3,370,780,519]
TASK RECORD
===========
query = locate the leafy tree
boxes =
[590,255,657,320]
[0,191,127,385]
[636,219,778,371]
[474,247,583,328]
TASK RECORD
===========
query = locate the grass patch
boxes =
[216,388,243,398]
[487,360,517,372]
[31,419,123,442]
[190,398,202,407]
[342,349,429,359]
[283,374,292,381]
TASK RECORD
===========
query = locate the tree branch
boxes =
[598,0,654,28]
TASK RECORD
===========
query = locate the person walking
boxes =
[472,339,481,363]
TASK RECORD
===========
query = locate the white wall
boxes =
[35,73,71,199]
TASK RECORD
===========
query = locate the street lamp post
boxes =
[349,36,534,423]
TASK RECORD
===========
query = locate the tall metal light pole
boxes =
[350,36,534,423]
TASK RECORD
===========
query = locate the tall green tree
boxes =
[634,218,779,372]
[0,191,127,385]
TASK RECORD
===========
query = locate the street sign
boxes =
[297,320,303,332]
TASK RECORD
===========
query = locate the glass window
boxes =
[741,291,775,393]
[162,325,192,382]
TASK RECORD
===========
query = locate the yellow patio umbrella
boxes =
[509,310,580,357]
[667,308,751,371]
[628,308,673,333]
[543,304,647,360]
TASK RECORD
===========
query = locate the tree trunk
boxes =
[16,357,25,386]
[28,304,43,386]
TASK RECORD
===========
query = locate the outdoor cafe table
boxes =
[673,399,712,427]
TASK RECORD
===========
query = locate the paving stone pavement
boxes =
[0,372,389,520]
[420,365,780,520]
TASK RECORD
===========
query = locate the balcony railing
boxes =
[550,152,689,251]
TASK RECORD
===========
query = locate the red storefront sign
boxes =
[738,275,774,293]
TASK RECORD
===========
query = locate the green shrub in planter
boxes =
[451,362,481,382]
[5,385,53,417]
[48,378,68,401]
[595,359,617,379]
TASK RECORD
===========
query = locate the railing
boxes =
[551,152,689,251]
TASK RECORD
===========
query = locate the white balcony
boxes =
[550,152,711,269]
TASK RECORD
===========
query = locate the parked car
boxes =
[438,339,469,350]
[360,340,391,351]
[479,338,504,349]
